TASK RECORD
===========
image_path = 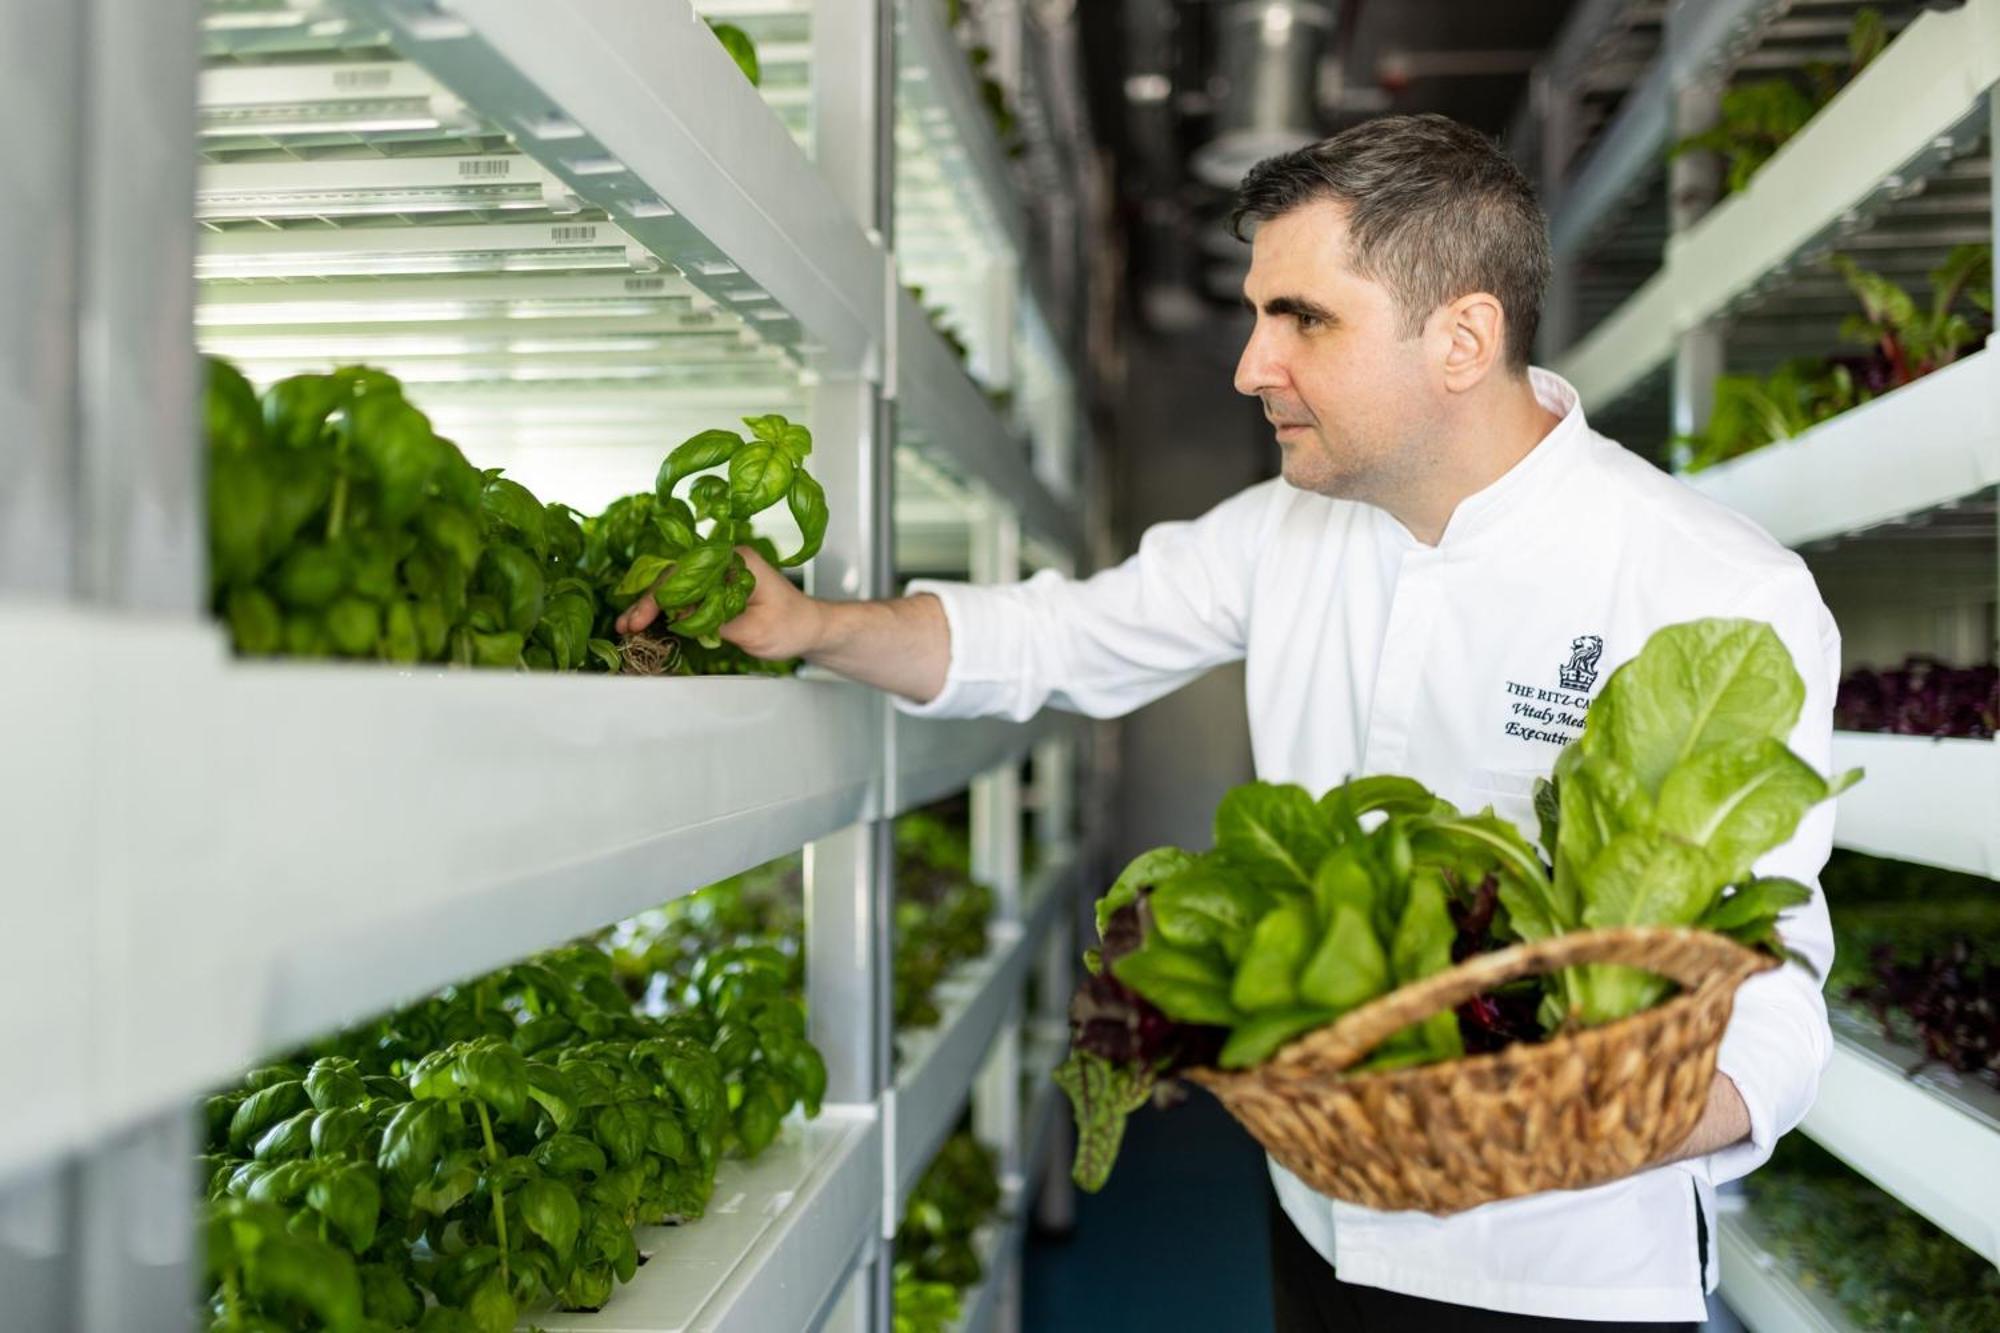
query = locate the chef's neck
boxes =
[1385,373,1564,547]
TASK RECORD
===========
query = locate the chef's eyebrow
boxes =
[1242,294,1338,325]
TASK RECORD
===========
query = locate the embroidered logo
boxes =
[1559,635,1604,693]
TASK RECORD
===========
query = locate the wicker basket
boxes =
[1187,927,1775,1215]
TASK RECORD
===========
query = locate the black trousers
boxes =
[1267,1188,1699,1333]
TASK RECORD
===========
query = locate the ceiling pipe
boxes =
[1190,1,1337,189]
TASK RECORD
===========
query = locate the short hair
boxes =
[1231,114,1551,372]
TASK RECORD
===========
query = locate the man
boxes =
[622,114,1837,1330]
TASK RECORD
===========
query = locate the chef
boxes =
[619,112,1837,1331]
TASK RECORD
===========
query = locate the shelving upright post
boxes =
[806,2,902,1328]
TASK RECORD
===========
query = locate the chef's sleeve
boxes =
[896,482,1274,722]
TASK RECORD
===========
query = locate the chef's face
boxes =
[1233,200,1443,500]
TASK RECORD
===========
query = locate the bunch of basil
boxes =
[586,414,826,654]
[1058,618,1858,1193]
[200,928,824,1331]
[203,356,825,675]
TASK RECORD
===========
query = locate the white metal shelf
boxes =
[0,605,887,1179]
[1019,1024,1068,1188]
[201,0,885,374]
[1802,1016,2000,1267]
[895,286,1082,569]
[891,855,1076,1214]
[895,0,1024,263]
[1688,346,2000,548]
[893,925,1033,1213]
[949,1033,1065,1333]
[948,1219,1010,1333]
[1716,1209,1858,1333]
[892,707,1078,816]
[1554,0,2000,411]
[529,1107,883,1333]
[894,0,1027,390]
[1829,733,2000,878]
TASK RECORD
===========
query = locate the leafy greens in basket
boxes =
[1057,618,1860,1192]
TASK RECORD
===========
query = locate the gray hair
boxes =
[1231,114,1551,372]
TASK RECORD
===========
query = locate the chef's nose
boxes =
[1234,320,1283,397]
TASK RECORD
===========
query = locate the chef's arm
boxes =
[1662,1074,1752,1164]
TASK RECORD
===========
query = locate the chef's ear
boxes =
[1437,291,1505,392]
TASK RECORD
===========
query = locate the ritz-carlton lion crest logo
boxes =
[1559,635,1604,692]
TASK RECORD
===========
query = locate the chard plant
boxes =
[1669,7,1885,194]
[1677,244,1991,472]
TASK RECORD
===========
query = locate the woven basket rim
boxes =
[1189,926,1776,1095]
[1190,977,1716,1096]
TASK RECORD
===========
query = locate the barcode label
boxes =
[457,158,513,178]
[332,68,394,91]
[623,277,667,293]
[549,225,598,243]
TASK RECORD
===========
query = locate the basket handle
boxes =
[1267,926,1774,1075]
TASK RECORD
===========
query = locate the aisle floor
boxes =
[1023,1088,1276,1333]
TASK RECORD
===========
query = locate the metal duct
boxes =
[1191,1,1334,189]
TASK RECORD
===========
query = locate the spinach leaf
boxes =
[1214,781,1330,892]
[1229,900,1315,1010]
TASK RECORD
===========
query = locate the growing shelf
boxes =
[950,1034,1064,1333]
[1688,346,2000,547]
[950,1220,1010,1333]
[1716,1209,1859,1333]
[530,1108,883,1333]
[1801,1016,2000,1267]
[894,923,1035,1213]
[892,855,1076,1214]
[1554,0,1998,411]
[1828,732,2000,878]
[200,0,882,374]
[690,0,816,152]
[0,602,885,1177]
[894,286,1081,566]
[895,0,1025,388]
[893,707,1077,816]
[1019,1022,1069,1188]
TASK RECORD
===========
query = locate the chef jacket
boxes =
[898,368,1838,1322]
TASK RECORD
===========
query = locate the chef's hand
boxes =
[615,547,951,703]
[614,547,824,661]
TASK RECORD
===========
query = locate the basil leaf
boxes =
[517,1176,582,1258]
[656,428,742,501]
[780,469,828,566]
[727,440,795,518]
[306,1162,380,1252]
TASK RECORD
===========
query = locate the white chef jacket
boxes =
[899,369,1838,1322]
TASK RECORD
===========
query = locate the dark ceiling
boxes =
[1077,0,1583,315]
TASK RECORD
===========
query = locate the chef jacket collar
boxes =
[1379,367,1588,554]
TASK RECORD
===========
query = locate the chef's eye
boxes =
[1296,313,1323,332]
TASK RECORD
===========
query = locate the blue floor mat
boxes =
[1022,1087,1275,1332]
